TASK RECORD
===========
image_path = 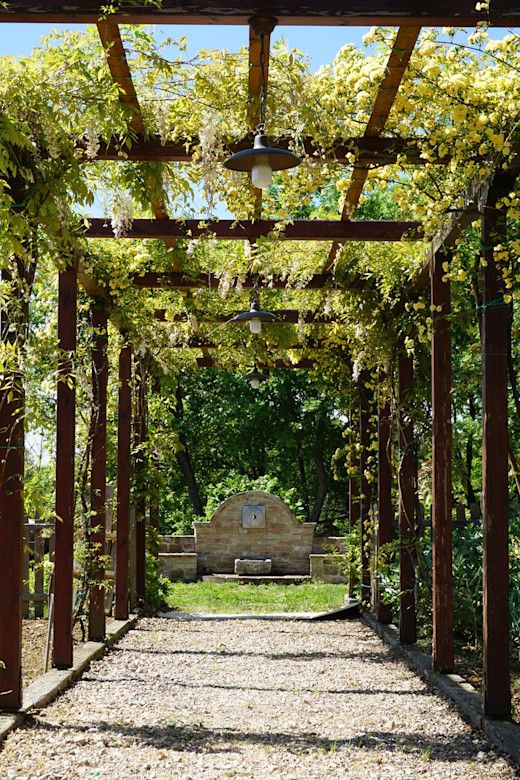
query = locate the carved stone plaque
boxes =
[242,504,265,528]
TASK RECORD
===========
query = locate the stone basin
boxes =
[234,558,272,576]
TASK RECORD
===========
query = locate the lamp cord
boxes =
[259,32,266,132]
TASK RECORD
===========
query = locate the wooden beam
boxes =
[481,177,511,719]
[3,2,519,26]
[88,303,108,642]
[85,135,476,165]
[115,341,132,621]
[248,17,275,219]
[431,250,454,673]
[154,308,335,323]
[86,218,422,241]
[324,26,420,272]
[52,263,77,670]
[132,271,362,291]
[413,162,520,292]
[359,378,372,604]
[195,356,315,368]
[377,382,393,624]
[398,349,417,644]
[0,272,24,711]
[134,358,147,605]
[96,22,180,267]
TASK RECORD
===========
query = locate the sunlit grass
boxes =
[165,581,348,614]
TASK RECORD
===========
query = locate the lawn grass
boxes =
[165,581,348,614]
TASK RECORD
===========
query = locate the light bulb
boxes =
[250,377,261,390]
[251,157,273,189]
[249,318,262,334]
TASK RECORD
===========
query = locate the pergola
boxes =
[0,1,517,725]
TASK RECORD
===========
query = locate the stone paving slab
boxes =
[1,617,518,779]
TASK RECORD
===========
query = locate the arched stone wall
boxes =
[193,491,316,575]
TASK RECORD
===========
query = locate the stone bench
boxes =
[234,558,272,576]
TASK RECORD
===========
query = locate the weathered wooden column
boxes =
[88,304,108,641]
[431,251,454,672]
[398,350,417,644]
[359,378,372,604]
[53,263,77,668]
[377,376,393,624]
[115,339,132,621]
[0,272,24,710]
[481,179,511,719]
[134,357,147,604]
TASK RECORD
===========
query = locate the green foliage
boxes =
[378,516,520,655]
[145,549,170,612]
[204,473,305,521]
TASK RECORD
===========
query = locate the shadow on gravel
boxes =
[169,680,430,697]
[110,646,392,663]
[33,719,483,763]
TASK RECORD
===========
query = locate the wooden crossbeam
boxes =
[96,22,180,266]
[323,26,421,272]
[132,271,365,290]
[413,160,520,291]
[82,135,475,165]
[248,17,275,220]
[196,356,316,369]
[86,218,422,241]
[168,337,325,348]
[3,2,519,26]
[154,308,335,323]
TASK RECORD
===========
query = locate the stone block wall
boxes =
[159,552,198,581]
[194,491,316,575]
[309,553,349,584]
[161,535,196,553]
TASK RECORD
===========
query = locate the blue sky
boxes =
[2,23,369,68]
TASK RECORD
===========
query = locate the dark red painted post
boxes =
[481,181,511,719]
[359,379,372,604]
[88,304,108,641]
[377,379,393,624]
[398,351,417,644]
[134,357,147,604]
[0,272,24,710]
[431,251,454,672]
[53,263,77,668]
[115,340,132,621]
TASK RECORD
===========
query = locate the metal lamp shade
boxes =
[245,369,268,387]
[224,133,300,174]
[232,308,277,325]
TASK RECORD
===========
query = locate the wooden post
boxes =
[0,272,24,710]
[134,357,147,604]
[481,181,511,719]
[115,341,131,621]
[53,264,77,668]
[398,350,417,644]
[359,378,372,604]
[431,252,454,672]
[377,378,393,624]
[88,304,108,641]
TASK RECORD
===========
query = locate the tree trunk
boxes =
[310,413,327,524]
[175,385,204,516]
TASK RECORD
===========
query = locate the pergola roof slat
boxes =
[2,2,519,26]
[85,217,422,241]
[132,271,364,290]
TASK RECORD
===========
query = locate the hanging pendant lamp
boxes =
[223,17,301,189]
[231,298,277,334]
[245,367,268,389]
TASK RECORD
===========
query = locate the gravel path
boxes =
[1,617,517,779]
